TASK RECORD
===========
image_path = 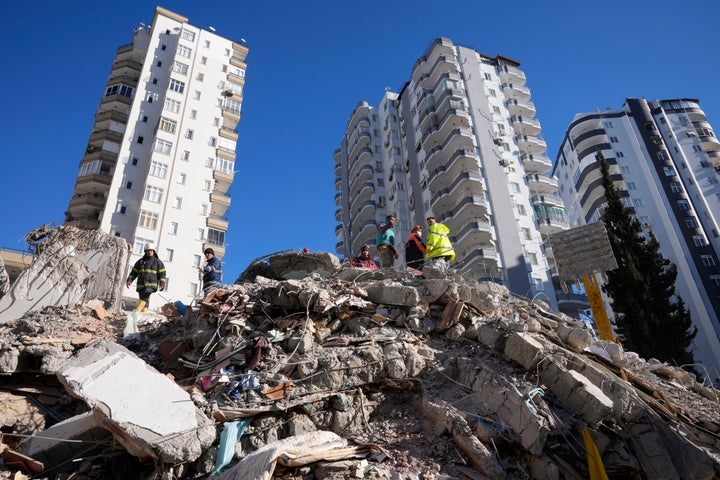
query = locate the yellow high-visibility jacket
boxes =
[425,222,455,262]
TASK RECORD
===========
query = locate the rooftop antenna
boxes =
[240,38,247,43]
[139,22,146,28]
[208,26,216,32]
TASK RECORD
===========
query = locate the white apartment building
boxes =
[335,38,572,311]
[64,7,247,305]
[553,98,720,374]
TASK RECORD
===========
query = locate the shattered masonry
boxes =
[0,228,718,479]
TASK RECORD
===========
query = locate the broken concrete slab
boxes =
[0,227,130,324]
[56,340,215,463]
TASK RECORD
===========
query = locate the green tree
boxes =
[598,151,696,367]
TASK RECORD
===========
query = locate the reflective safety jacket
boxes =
[425,222,456,262]
[201,255,223,291]
[127,254,166,292]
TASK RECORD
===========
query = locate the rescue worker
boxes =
[351,245,379,269]
[126,243,166,312]
[404,224,426,270]
[376,215,398,268]
[425,217,456,264]
[198,247,222,297]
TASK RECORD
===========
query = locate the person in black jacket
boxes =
[126,243,166,312]
[404,224,426,270]
[198,247,223,297]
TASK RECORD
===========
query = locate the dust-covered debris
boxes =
[0,245,718,480]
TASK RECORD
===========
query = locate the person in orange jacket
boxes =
[404,224,426,270]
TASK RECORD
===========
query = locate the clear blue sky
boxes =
[1,0,718,283]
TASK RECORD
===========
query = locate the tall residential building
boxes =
[553,98,720,374]
[64,7,247,304]
[335,38,575,312]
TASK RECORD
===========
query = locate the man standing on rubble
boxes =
[425,217,455,264]
[376,215,398,269]
[198,247,222,298]
[126,243,166,312]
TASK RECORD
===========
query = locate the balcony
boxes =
[348,130,371,160]
[517,135,547,155]
[220,127,239,142]
[75,171,113,192]
[222,109,241,131]
[95,109,129,128]
[100,92,133,110]
[210,191,231,216]
[89,128,124,145]
[535,204,569,235]
[110,58,142,76]
[412,39,455,80]
[707,150,720,169]
[699,133,720,151]
[348,147,372,180]
[351,181,375,208]
[498,64,526,85]
[431,173,485,211]
[527,174,559,194]
[335,192,343,206]
[334,160,342,176]
[506,98,536,117]
[213,168,234,187]
[207,214,229,231]
[68,192,106,216]
[335,176,342,190]
[511,116,541,136]
[502,83,531,100]
[453,219,494,250]
[82,148,119,165]
[335,207,343,222]
[519,154,552,174]
[463,247,500,279]
[532,193,564,208]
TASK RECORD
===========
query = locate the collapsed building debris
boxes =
[0,237,718,479]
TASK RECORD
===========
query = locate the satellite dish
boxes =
[209,26,216,32]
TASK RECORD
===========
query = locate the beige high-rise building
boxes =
[64,7,247,304]
[335,38,576,313]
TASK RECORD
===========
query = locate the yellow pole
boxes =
[581,273,617,342]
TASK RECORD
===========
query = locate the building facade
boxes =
[335,38,571,311]
[553,98,720,374]
[64,7,247,304]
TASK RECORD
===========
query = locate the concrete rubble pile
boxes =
[0,232,718,479]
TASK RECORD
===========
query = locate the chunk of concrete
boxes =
[365,281,419,307]
[505,332,545,370]
[0,228,130,324]
[56,341,215,463]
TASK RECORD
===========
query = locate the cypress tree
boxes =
[598,151,696,367]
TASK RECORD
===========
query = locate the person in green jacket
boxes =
[425,217,456,263]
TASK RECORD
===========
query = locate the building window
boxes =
[169,222,178,235]
[126,181,132,189]
[616,151,624,158]
[197,73,204,82]
[207,158,215,169]
[178,173,187,185]
[224,98,242,114]
[152,78,158,85]
[147,94,154,102]
[529,253,538,265]
[207,228,225,246]
[143,185,164,203]
[209,137,217,147]
[663,167,675,176]
[161,44,166,51]
[201,56,207,65]
[669,182,682,193]
[377,178,384,187]
[193,90,201,100]
[177,45,192,58]
[517,204,526,215]
[181,29,195,41]
[105,84,134,98]
[149,161,168,178]
[511,182,520,193]
[603,121,613,129]
[203,180,212,191]
[196,228,204,240]
[137,136,144,144]
[213,117,220,127]
[173,62,189,75]
[657,151,668,161]
[632,198,644,207]
[165,249,174,262]
[190,283,198,296]
[488,89,496,97]
[701,255,716,267]
[132,158,138,166]
[182,150,190,161]
[164,98,181,113]
[710,275,720,287]
[677,199,690,211]
[693,235,707,246]
[155,139,173,154]
[522,228,532,240]
[133,237,152,253]
[225,48,231,56]
[159,118,177,134]
[609,136,619,143]
[193,255,201,267]
[200,204,208,215]
[204,40,211,48]
[169,79,185,93]
[190,109,197,119]
[693,145,703,153]
[685,217,699,228]
[119,206,127,214]
[138,210,158,230]
[185,129,194,139]
[626,182,637,190]
[174,197,183,209]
